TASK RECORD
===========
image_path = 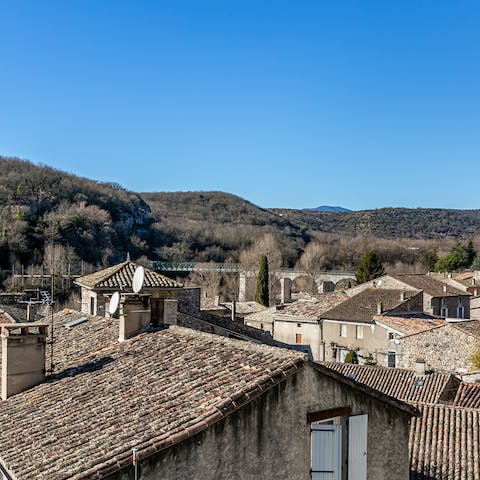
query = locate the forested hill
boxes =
[271,208,480,239]
[1,157,480,270]
[0,157,151,268]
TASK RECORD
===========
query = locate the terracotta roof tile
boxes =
[321,289,417,324]
[409,403,480,480]
[391,274,469,297]
[0,323,305,479]
[449,320,480,339]
[321,363,456,404]
[274,293,348,320]
[373,315,446,336]
[452,383,480,409]
[75,261,183,290]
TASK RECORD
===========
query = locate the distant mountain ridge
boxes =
[305,206,351,212]
[1,157,480,271]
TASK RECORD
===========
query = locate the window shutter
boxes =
[311,424,342,480]
[348,414,368,480]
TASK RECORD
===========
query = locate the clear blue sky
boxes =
[1,1,479,210]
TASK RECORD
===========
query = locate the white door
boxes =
[348,414,368,480]
[311,423,342,480]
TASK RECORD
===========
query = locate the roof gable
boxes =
[390,274,469,297]
[75,260,183,290]
[0,326,304,479]
[321,289,416,323]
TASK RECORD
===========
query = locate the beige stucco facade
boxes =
[273,315,403,367]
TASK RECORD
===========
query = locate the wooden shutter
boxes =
[348,414,368,480]
[311,423,342,480]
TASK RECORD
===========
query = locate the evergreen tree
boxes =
[355,251,385,284]
[255,255,269,307]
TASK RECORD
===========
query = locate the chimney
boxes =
[214,295,220,307]
[163,299,178,326]
[415,358,426,376]
[26,303,36,322]
[1,323,48,400]
[400,292,406,301]
[377,302,383,315]
[231,299,236,321]
[443,284,448,293]
[119,296,151,342]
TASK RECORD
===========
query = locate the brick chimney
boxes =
[1,323,48,400]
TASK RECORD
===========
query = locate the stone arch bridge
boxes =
[151,262,355,303]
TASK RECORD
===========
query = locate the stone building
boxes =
[346,273,471,318]
[322,363,480,480]
[400,319,480,374]
[272,292,348,360]
[272,288,443,367]
[74,259,184,324]
[0,309,416,480]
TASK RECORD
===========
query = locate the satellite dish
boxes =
[132,266,145,294]
[109,291,120,315]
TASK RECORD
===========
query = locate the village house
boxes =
[0,309,416,480]
[346,273,472,318]
[321,362,480,480]
[272,287,444,367]
[400,319,480,374]
[272,292,348,360]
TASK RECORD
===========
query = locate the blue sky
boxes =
[0,1,479,210]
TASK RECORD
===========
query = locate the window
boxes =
[340,324,347,337]
[441,307,448,317]
[356,325,363,339]
[310,413,368,480]
[296,333,302,344]
[388,332,395,341]
[387,351,396,368]
[457,306,465,318]
[297,323,302,328]
[90,297,95,315]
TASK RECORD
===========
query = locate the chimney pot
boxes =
[443,284,448,293]
[377,302,383,315]
[400,292,406,301]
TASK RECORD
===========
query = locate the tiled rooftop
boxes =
[75,260,183,290]
[0,304,26,323]
[409,403,480,480]
[373,315,446,336]
[0,323,304,480]
[452,382,480,409]
[274,292,348,320]
[321,289,416,324]
[321,363,456,404]
[391,274,469,298]
[449,320,480,339]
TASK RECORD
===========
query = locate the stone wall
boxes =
[107,365,411,480]
[176,287,201,316]
[401,324,478,372]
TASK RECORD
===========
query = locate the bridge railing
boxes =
[151,262,241,273]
